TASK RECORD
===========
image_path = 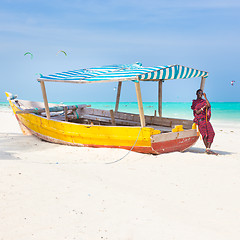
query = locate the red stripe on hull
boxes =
[151,136,199,154]
[83,144,155,154]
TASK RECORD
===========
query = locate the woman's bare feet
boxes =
[206,149,219,155]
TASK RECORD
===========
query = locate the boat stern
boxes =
[151,129,199,154]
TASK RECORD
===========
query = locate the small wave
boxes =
[0,103,11,112]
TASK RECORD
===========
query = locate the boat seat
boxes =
[79,114,141,126]
[42,112,140,126]
[146,125,173,132]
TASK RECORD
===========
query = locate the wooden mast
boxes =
[158,80,163,117]
[40,80,50,120]
[200,77,206,91]
[115,81,122,112]
[135,81,145,127]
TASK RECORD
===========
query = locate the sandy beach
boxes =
[1,111,240,240]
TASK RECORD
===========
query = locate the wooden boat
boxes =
[6,63,208,154]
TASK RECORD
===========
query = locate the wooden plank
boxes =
[37,77,137,84]
[16,104,89,114]
[158,80,163,117]
[40,80,50,120]
[81,107,140,122]
[200,77,206,91]
[146,125,172,132]
[64,106,68,121]
[72,114,140,126]
[135,82,145,127]
[151,129,198,142]
[110,110,116,126]
[115,81,122,112]
[78,107,192,128]
[148,116,192,128]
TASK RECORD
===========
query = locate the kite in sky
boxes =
[24,52,33,59]
[57,50,67,56]
[231,81,235,86]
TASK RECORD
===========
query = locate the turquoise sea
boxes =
[1,102,240,124]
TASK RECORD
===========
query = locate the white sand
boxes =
[1,111,240,240]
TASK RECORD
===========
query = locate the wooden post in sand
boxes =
[135,81,145,127]
[200,77,206,91]
[115,81,122,112]
[40,80,50,120]
[158,80,163,117]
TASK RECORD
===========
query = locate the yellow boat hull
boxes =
[6,92,199,154]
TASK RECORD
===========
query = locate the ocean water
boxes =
[1,101,240,124]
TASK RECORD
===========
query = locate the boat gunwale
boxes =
[11,99,194,132]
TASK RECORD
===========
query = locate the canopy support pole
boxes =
[40,80,50,120]
[200,77,206,91]
[110,109,116,126]
[115,81,122,112]
[135,82,145,127]
[158,80,163,117]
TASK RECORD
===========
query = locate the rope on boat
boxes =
[106,127,142,164]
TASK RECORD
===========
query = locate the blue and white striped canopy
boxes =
[38,63,208,84]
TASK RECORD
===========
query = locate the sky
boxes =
[1,0,240,103]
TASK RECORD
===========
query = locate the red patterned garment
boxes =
[198,121,215,143]
[191,98,211,123]
[191,98,215,143]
